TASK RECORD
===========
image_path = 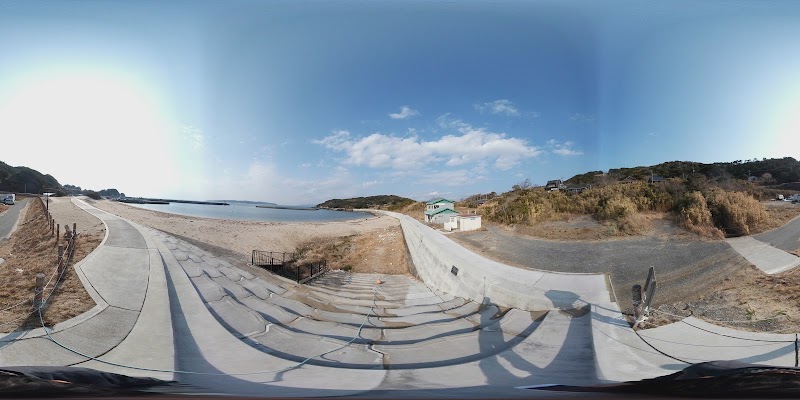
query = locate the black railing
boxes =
[251,250,295,267]
[251,250,328,284]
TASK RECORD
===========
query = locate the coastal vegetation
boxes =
[479,157,800,238]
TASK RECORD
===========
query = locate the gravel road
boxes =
[451,225,751,308]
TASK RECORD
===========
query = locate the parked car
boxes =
[1,198,14,205]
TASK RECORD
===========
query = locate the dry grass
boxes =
[705,189,771,236]
[0,198,99,331]
[394,201,426,222]
[760,201,800,232]
[676,191,724,239]
[0,204,8,214]
[295,225,410,275]
[645,264,800,333]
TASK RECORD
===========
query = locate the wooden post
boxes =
[33,273,45,311]
[51,219,54,236]
[632,284,644,325]
[57,245,65,274]
[73,223,77,236]
[56,224,59,244]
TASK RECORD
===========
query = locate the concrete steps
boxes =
[156,232,551,370]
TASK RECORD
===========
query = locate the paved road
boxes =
[0,197,31,240]
[755,214,800,252]
[452,225,750,307]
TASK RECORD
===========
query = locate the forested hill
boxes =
[0,161,62,193]
[317,195,416,210]
[567,157,800,185]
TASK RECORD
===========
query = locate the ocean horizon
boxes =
[125,201,373,222]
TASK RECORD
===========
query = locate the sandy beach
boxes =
[90,199,401,257]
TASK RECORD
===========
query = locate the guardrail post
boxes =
[33,273,45,311]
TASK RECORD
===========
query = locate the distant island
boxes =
[118,197,229,206]
[317,195,416,210]
[208,200,278,206]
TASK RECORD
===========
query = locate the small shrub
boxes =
[595,195,636,221]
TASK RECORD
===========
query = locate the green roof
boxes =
[424,208,459,216]
[426,198,455,205]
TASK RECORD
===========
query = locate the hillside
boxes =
[567,157,800,185]
[480,157,800,239]
[317,195,416,210]
[0,161,62,194]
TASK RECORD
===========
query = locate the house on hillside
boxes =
[566,184,591,194]
[545,180,567,192]
[648,176,666,184]
[424,199,458,223]
[619,176,638,185]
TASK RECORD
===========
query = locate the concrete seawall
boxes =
[375,211,610,310]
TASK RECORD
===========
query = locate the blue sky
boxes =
[1,1,799,204]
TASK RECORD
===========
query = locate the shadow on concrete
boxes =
[475,290,597,388]
[164,261,363,397]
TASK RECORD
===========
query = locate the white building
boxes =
[444,214,482,232]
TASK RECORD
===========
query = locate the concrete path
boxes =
[726,236,800,274]
[0,197,30,240]
[0,198,173,380]
[591,301,798,382]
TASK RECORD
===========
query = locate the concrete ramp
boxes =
[726,236,800,274]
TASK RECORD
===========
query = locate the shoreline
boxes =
[89,199,398,257]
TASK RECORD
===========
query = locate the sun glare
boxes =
[0,71,178,193]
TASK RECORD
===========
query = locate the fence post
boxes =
[57,245,65,274]
[73,223,77,236]
[632,284,644,326]
[51,219,54,236]
[33,273,45,311]
[56,224,60,244]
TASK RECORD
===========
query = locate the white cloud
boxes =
[389,105,420,120]
[475,99,520,116]
[181,125,205,150]
[569,113,595,123]
[360,180,381,188]
[315,121,541,171]
[547,139,584,156]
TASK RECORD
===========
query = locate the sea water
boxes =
[126,201,373,222]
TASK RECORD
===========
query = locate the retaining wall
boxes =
[376,211,610,310]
